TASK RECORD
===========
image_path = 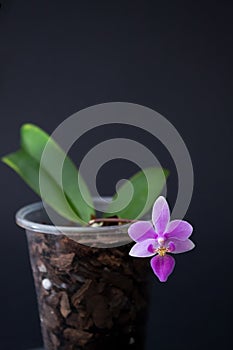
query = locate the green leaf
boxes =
[103,167,169,220]
[2,124,95,224]
[2,150,80,222]
[21,124,95,223]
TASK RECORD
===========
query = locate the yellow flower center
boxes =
[156,246,168,256]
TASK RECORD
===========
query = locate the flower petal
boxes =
[167,239,195,254]
[165,220,193,241]
[129,239,157,257]
[150,254,175,282]
[128,221,157,242]
[152,196,170,234]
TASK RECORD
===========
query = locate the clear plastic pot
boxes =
[16,199,150,350]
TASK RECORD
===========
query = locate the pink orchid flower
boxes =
[128,196,195,282]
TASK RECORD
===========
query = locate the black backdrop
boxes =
[0,1,232,349]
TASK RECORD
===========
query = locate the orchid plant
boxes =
[128,196,194,282]
[2,124,194,282]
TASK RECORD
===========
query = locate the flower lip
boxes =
[150,254,175,282]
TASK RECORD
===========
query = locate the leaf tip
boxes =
[1,156,7,164]
[1,155,18,172]
[21,123,37,133]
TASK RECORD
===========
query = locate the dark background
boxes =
[0,1,232,349]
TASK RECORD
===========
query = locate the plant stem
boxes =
[88,218,136,226]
